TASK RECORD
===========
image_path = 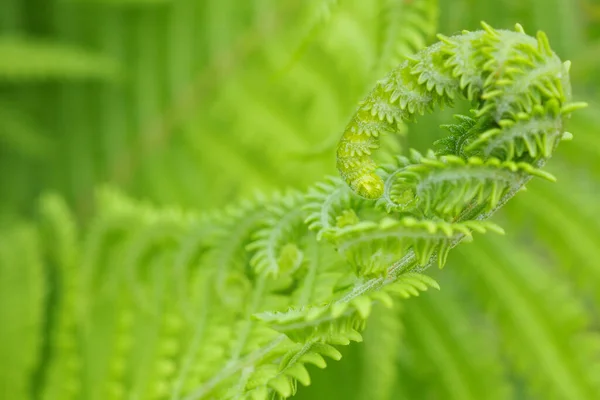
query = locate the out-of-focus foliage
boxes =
[0,0,599,399]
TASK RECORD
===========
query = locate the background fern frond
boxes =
[0,224,45,400]
[357,304,404,400]
[401,281,513,400]
[455,238,600,400]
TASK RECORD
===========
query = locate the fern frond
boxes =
[304,177,358,240]
[456,238,600,400]
[508,180,600,303]
[376,0,439,72]
[36,195,81,400]
[255,272,438,343]
[378,150,555,215]
[434,113,489,157]
[337,24,578,199]
[289,236,347,307]
[465,103,568,159]
[242,339,342,400]
[402,284,513,400]
[208,195,269,305]
[0,224,45,400]
[248,192,308,278]
[332,217,503,272]
[358,304,404,400]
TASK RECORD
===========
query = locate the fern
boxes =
[455,238,600,399]
[401,282,512,400]
[36,195,82,400]
[0,223,45,400]
[0,22,586,400]
[168,23,584,399]
[376,0,439,73]
[356,303,403,400]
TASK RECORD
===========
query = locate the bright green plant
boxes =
[1,21,590,400]
[2,1,600,400]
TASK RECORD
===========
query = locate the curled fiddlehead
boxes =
[336,22,585,200]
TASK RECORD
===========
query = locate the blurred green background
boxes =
[1,0,599,399]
